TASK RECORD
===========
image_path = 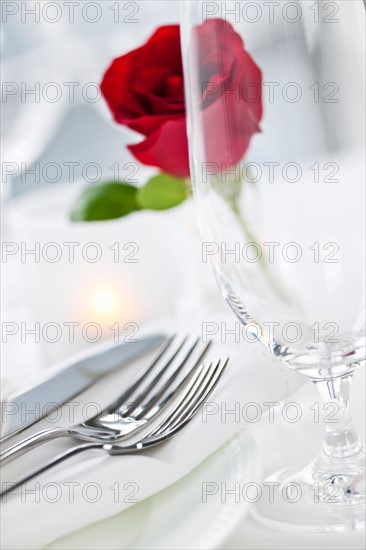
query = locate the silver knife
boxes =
[0,334,166,441]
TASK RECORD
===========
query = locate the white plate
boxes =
[47,429,261,550]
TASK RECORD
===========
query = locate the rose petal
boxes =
[101,25,184,130]
[141,26,182,75]
[232,49,263,125]
[165,75,184,99]
[201,70,231,106]
[128,118,190,178]
[134,67,185,116]
[100,50,149,124]
[126,113,183,135]
[201,89,258,166]
[192,18,263,166]
[192,19,243,83]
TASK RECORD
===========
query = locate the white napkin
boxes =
[1,309,303,549]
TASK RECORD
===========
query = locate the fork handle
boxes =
[0,427,68,465]
[0,443,102,499]
[1,441,141,499]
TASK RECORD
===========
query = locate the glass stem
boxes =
[312,373,364,467]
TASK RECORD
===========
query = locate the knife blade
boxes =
[0,334,166,440]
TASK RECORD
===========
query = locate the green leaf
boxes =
[137,174,189,211]
[70,182,140,222]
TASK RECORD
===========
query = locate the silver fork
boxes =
[0,358,229,499]
[0,335,211,465]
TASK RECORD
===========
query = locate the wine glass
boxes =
[180,0,365,532]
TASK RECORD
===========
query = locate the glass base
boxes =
[251,461,366,533]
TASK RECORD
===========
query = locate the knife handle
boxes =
[0,428,68,465]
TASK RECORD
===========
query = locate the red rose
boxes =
[101,20,262,177]
[191,19,263,167]
[101,26,188,178]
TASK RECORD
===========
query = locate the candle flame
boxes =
[90,287,120,317]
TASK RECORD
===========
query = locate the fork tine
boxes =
[138,358,229,445]
[132,339,212,420]
[121,336,200,417]
[152,358,228,436]
[143,363,207,434]
[105,334,176,414]
[144,361,227,444]
[174,358,229,428]
[148,361,215,436]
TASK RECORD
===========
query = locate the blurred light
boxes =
[90,287,121,318]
